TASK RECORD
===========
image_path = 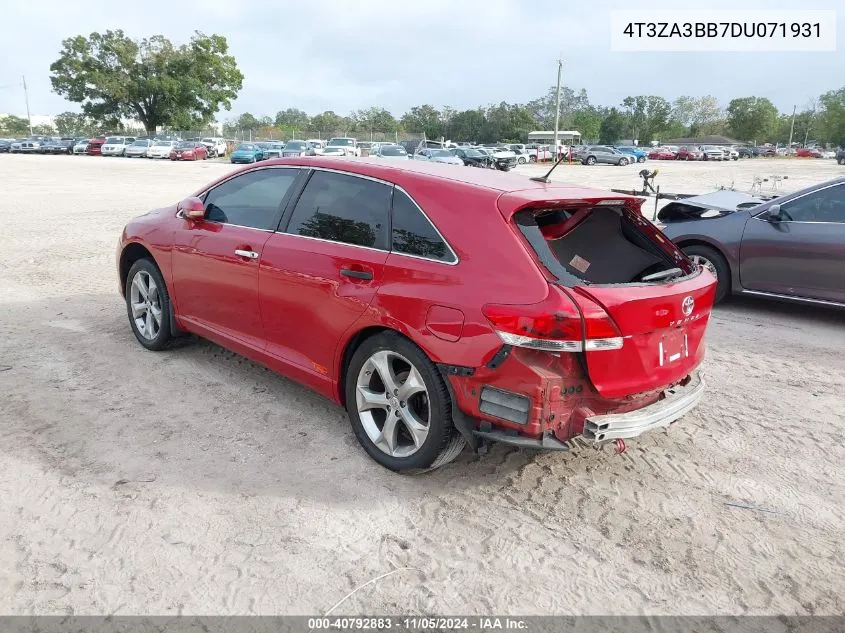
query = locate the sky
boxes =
[0,0,843,121]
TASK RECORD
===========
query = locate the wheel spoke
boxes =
[144,309,154,336]
[400,410,429,448]
[133,275,148,300]
[398,365,426,402]
[131,302,146,318]
[149,303,163,326]
[357,386,390,412]
[377,414,399,454]
[369,350,399,395]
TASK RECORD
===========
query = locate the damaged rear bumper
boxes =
[581,372,704,445]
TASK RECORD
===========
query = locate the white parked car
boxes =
[72,139,89,154]
[201,137,227,157]
[101,137,134,156]
[699,145,727,161]
[306,139,325,155]
[147,140,177,159]
[325,137,360,157]
[125,139,152,158]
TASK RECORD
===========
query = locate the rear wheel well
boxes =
[119,243,156,295]
[337,326,400,405]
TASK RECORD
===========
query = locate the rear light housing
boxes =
[482,286,623,352]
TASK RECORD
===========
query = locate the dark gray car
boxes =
[659,177,845,306]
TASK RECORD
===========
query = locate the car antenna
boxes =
[530,154,567,183]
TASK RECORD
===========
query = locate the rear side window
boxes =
[391,189,456,263]
[286,170,391,249]
[204,168,299,230]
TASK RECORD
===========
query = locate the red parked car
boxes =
[86,137,106,156]
[794,148,822,158]
[675,146,703,161]
[647,148,677,160]
[116,159,716,471]
[170,141,208,161]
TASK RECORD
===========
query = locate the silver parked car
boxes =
[370,144,409,160]
[412,148,463,165]
[577,145,632,166]
[282,140,310,157]
[125,139,153,158]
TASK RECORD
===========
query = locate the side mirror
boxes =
[178,196,206,220]
[766,204,783,222]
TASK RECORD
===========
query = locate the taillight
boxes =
[482,286,623,352]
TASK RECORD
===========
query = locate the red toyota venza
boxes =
[117,158,716,471]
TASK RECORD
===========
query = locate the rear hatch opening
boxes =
[485,197,716,399]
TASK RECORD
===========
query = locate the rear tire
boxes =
[683,245,730,303]
[345,332,464,472]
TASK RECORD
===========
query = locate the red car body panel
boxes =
[86,139,105,155]
[118,157,716,445]
[648,149,677,160]
[675,147,702,160]
[170,144,208,161]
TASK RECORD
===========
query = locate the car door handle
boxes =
[234,249,259,259]
[340,268,373,280]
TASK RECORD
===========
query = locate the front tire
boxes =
[683,245,730,303]
[638,156,646,163]
[345,332,464,471]
[125,258,173,350]
[619,157,629,166]
[585,156,597,165]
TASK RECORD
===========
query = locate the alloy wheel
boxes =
[355,350,430,458]
[688,254,718,279]
[129,270,163,340]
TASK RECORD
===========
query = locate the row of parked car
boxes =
[0,134,232,160]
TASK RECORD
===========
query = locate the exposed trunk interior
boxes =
[515,206,689,286]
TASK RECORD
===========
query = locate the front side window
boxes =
[777,184,845,223]
[203,168,299,230]
[391,190,455,263]
[285,170,391,248]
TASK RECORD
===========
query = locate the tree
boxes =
[671,95,722,135]
[0,115,31,136]
[50,30,243,134]
[818,87,845,146]
[449,109,485,143]
[308,110,349,136]
[598,108,626,144]
[400,105,443,139]
[570,109,601,143]
[350,107,398,137]
[53,111,94,136]
[526,86,591,129]
[274,108,310,131]
[726,97,778,142]
[621,95,671,142]
[32,123,57,135]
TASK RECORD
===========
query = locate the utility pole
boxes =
[22,75,33,135]
[787,105,796,148]
[552,58,562,160]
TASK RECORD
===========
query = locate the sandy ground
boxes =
[0,154,843,616]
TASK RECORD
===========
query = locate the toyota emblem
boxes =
[681,296,695,316]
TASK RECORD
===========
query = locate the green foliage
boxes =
[50,30,243,134]
[308,111,351,136]
[621,95,671,142]
[818,88,845,146]
[726,97,778,142]
[351,107,398,135]
[598,108,627,144]
[275,108,310,130]
[0,115,31,136]
[32,123,57,135]
[400,105,443,138]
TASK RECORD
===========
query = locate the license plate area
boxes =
[658,328,688,366]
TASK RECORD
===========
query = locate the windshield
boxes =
[430,150,453,157]
[132,140,148,146]
[463,149,484,157]
[328,138,354,146]
[201,138,215,143]
[380,146,407,156]
[105,137,121,144]
[153,141,172,147]
[285,142,307,150]
[178,142,194,148]
[236,144,255,151]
